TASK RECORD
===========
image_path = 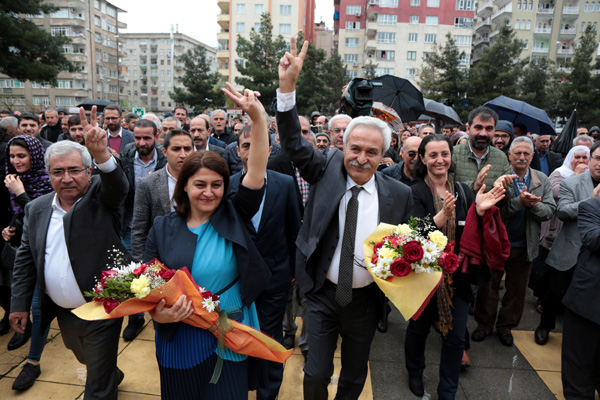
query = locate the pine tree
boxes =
[517,57,556,113]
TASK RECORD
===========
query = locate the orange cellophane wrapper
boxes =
[363,223,443,321]
[72,261,293,363]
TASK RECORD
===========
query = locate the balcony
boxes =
[474,18,492,33]
[562,6,579,15]
[367,4,379,21]
[140,63,147,69]
[473,35,489,47]
[217,13,230,29]
[366,21,378,37]
[69,53,87,62]
[217,30,229,41]
[534,27,552,35]
[532,46,549,54]
[477,1,493,18]
[559,27,577,36]
[557,66,573,73]
[217,0,229,13]
[218,68,229,77]
[557,47,574,55]
[536,7,555,14]
[217,49,229,60]
[492,3,512,25]
[364,39,376,52]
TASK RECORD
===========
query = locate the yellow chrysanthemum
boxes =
[379,246,399,260]
[131,275,151,299]
[428,230,448,251]
[396,224,412,236]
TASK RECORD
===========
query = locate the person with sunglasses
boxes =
[382,136,422,186]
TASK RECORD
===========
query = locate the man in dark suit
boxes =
[189,116,225,156]
[230,128,301,400]
[103,104,134,157]
[534,134,561,176]
[131,129,194,261]
[561,196,600,399]
[10,107,128,399]
[277,39,413,400]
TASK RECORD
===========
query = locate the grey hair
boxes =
[574,135,593,147]
[328,114,352,131]
[44,141,92,170]
[509,136,534,153]
[143,113,162,131]
[532,134,539,141]
[343,116,392,154]
[418,124,434,134]
[163,116,182,128]
[212,109,226,120]
[0,116,17,129]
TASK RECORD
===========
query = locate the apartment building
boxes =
[216,0,315,90]
[315,21,335,58]
[335,0,475,86]
[0,0,126,113]
[473,0,600,69]
[120,31,217,113]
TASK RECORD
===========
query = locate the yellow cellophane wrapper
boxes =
[72,262,293,363]
[363,223,443,321]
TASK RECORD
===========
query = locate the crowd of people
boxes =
[0,38,599,400]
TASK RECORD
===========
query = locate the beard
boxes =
[136,145,154,157]
[471,135,491,150]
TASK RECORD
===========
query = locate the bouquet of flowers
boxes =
[73,257,292,366]
[364,218,460,334]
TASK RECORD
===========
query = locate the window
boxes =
[529,0,533,9]
[375,68,394,76]
[423,52,434,60]
[517,0,521,9]
[376,50,395,60]
[345,38,360,47]
[427,0,440,7]
[515,19,520,29]
[236,23,245,33]
[524,39,529,49]
[581,22,586,32]
[378,14,397,25]
[56,97,74,106]
[279,24,291,34]
[407,51,417,60]
[94,0,100,9]
[453,35,471,46]
[410,0,420,6]
[107,6,116,17]
[51,27,70,36]
[51,8,69,18]
[346,21,360,31]
[597,2,600,11]
[61,44,72,54]
[57,80,72,89]
[379,0,398,8]
[377,32,396,43]
[406,68,416,77]
[584,2,589,12]
[408,33,418,42]
[520,20,525,29]
[458,53,469,65]
[455,17,473,28]
[456,0,474,10]
[344,54,359,64]
[410,15,419,24]
[280,5,291,15]
[426,16,439,25]
[95,16,100,26]
[347,5,361,15]
[347,70,358,79]
[424,33,437,43]
[526,20,531,29]
[254,23,261,31]
[33,96,50,107]
[236,4,246,13]
[255,4,264,14]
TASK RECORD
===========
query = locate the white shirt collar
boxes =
[52,193,83,213]
[346,173,376,195]
[108,127,123,138]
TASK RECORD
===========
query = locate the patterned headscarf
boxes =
[5,135,53,215]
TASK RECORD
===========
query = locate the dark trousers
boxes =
[255,289,289,400]
[475,247,532,334]
[540,266,574,331]
[562,308,600,400]
[303,281,380,400]
[405,295,469,400]
[530,245,550,298]
[55,307,123,400]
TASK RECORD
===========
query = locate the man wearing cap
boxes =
[315,132,330,151]
[588,126,600,142]
[493,120,514,154]
[310,111,320,126]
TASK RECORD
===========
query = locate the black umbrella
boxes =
[371,75,425,122]
[552,109,578,155]
[484,96,556,136]
[77,99,118,112]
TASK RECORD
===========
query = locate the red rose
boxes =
[439,252,459,274]
[201,290,218,302]
[390,257,412,277]
[444,241,455,254]
[100,270,118,286]
[103,298,121,314]
[403,241,424,263]
[133,264,147,276]
[372,241,384,264]
[159,269,176,281]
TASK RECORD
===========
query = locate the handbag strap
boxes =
[215,275,241,296]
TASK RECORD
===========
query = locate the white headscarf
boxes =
[555,145,590,178]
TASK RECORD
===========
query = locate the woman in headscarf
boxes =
[533,145,590,346]
[1,135,53,387]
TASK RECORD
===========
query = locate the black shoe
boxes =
[0,315,10,336]
[408,375,424,397]
[116,368,124,386]
[7,320,31,351]
[122,317,145,341]
[377,318,388,333]
[282,335,295,350]
[12,362,41,390]
[534,326,549,345]
[497,332,514,347]
[471,329,489,342]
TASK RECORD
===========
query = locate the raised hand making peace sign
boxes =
[278,37,309,93]
[79,106,111,164]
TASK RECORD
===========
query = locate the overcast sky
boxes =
[112,1,335,48]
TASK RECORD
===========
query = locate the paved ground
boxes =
[1,286,598,399]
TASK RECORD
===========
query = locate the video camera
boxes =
[339,78,383,118]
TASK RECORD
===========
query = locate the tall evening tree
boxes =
[467,23,524,108]
[171,45,224,110]
[235,13,287,108]
[0,0,75,83]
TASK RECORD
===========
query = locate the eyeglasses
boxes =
[104,117,120,121]
[50,168,86,178]
[406,151,418,158]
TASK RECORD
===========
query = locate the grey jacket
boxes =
[131,167,172,261]
[500,168,556,262]
[545,171,595,271]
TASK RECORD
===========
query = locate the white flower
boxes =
[202,296,219,313]
[422,241,441,264]
[396,224,413,236]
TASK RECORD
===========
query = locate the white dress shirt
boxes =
[165,165,177,212]
[44,157,117,308]
[326,175,379,288]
